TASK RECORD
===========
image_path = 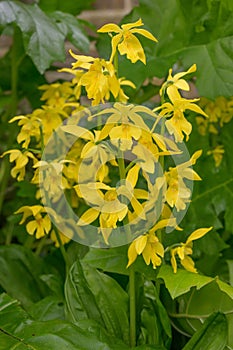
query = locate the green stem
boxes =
[0,26,21,216]
[53,226,70,272]
[129,265,136,347]
[118,153,136,347]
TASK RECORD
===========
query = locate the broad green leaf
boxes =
[0,245,50,308]
[158,265,233,299]
[65,258,104,325]
[158,265,212,299]
[0,293,128,350]
[38,0,95,15]
[66,259,130,344]
[83,263,130,344]
[182,312,228,350]
[28,296,65,321]
[0,293,29,334]
[48,11,90,52]
[0,1,66,73]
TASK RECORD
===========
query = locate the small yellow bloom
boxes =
[39,82,74,108]
[207,145,225,167]
[67,52,128,105]
[165,150,202,211]
[160,64,196,100]
[1,149,37,181]
[33,160,71,202]
[155,90,208,142]
[9,115,41,149]
[127,231,164,269]
[170,227,212,273]
[15,205,51,239]
[98,18,158,64]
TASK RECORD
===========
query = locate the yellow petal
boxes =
[26,220,37,236]
[135,235,148,255]
[131,28,158,42]
[173,64,197,81]
[142,243,152,265]
[127,241,138,268]
[109,33,122,62]
[181,256,197,273]
[118,34,146,64]
[126,165,140,188]
[121,18,143,31]
[186,227,212,244]
[131,196,146,220]
[97,23,121,33]
[78,208,99,225]
[61,125,93,140]
[133,188,148,200]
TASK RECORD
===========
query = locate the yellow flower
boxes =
[9,115,41,149]
[155,90,208,142]
[98,18,158,64]
[39,82,74,108]
[127,218,180,269]
[15,205,51,239]
[207,145,225,167]
[50,230,72,247]
[1,149,37,181]
[165,150,202,211]
[67,52,127,105]
[160,64,196,101]
[170,227,212,273]
[32,160,71,202]
[75,166,147,243]
[110,123,142,151]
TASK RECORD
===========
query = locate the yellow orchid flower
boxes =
[66,51,125,105]
[155,90,208,142]
[98,18,158,64]
[15,205,52,239]
[127,218,179,269]
[165,150,202,211]
[170,227,212,273]
[32,160,71,202]
[160,64,196,101]
[9,115,41,149]
[207,145,225,167]
[1,149,37,181]
[39,82,74,108]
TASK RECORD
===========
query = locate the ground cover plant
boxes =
[0,0,233,349]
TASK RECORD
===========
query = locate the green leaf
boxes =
[0,0,66,73]
[65,259,104,325]
[83,263,130,344]
[0,293,128,350]
[38,0,95,15]
[182,312,228,350]
[28,296,65,321]
[65,259,130,344]
[0,245,50,308]
[158,265,212,299]
[48,11,90,52]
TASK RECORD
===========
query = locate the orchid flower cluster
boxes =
[3,18,212,273]
[196,96,233,167]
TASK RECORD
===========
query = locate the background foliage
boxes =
[0,0,233,349]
